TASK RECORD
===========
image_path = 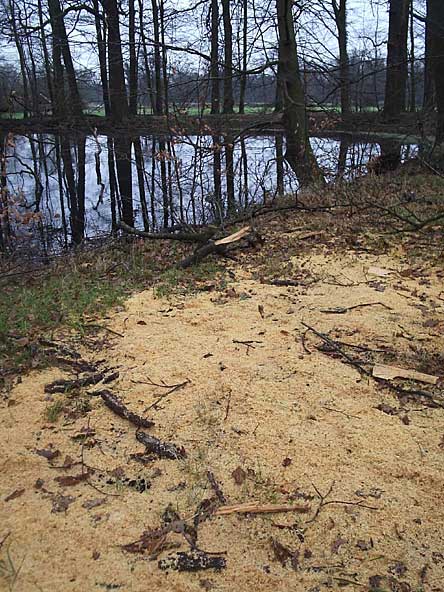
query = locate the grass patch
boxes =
[0,239,224,378]
[44,398,65,423]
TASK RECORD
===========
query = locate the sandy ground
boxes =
[1,235,444,592]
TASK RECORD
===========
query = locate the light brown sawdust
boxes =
[1,245,444,592]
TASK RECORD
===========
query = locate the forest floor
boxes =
[1,176,444,592]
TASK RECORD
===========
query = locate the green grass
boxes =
[45,399,66,423]
[0,240,223,377]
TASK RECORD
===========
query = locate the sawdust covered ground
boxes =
[1,216,444,592]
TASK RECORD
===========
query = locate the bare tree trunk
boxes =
[429,0,444,144]
[102,0,128,122]
[238,0,248,113]
[222,0,234,113]
[276,0,323,185]
[128,0,138,116]
[423,0,435,114]
[139,0,156,113]
[210,0,220,114]
[383,0,409,121]
[409,0,416,112]
[332,0,351,116]
[93,0,111,116]
[48,0,83,117]
[151,0,164,115]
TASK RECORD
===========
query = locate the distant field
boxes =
[1,104,381,120]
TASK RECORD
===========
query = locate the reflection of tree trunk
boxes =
[376,140,401,173]
[150,139,157,228]
[275,133,284,195]
[222,0,234,113]
[225,136,235,215]
[337,138,349,177]
[107,137,118,231]
[55,139,68,247]
[383,0,409,121]
[276,0,323,185]
[429,0,444,145]
[212,136,222,222]
[157,140,168,227]
[0,134,8,250]
[210,0,220,114]
[240,138,249,207]
[134,138,150,230]
[114,136,134,226]
[60,135,85,244]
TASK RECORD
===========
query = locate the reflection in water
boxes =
[2,132,415,254]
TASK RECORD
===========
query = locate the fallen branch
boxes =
[319,302,392,314]
[178,226,259,268]
[136,431,186,459]
[97,390,154,428]
[158,551,226,572]
[45,372,108,393]
[214,502,310,516]
[207,471,227,504]
[118,220,216,243]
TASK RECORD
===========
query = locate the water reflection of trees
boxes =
[1,132,416,255]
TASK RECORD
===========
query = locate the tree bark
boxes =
[238,0,248,113]
[210,0,220,114]
[332,0,351,116]
[93,0,111,116]
[429,0,444,144]
[383,0,409,121]
[102,0,128,122]
[221,0,234,113]
[47,0,83,118]
[128,0,138,116]
[276,0,323,185]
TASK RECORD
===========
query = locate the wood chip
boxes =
[373,364,439,385]
[214,226,251,245]
[368,266,392,277]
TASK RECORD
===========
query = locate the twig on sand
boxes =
[306,482,379,525]
[214,502,310,516]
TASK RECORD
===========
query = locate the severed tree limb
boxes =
[97,390,154,428]
[136,431,186,459]
[118,220,216,243]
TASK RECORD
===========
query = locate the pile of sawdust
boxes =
[1,240,444,592]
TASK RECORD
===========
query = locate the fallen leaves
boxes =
[231,466,246,485]
[35,447,60,461]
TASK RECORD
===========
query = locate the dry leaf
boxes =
[36,447,60,461]
[231,466,246,485]
[55,472,89,487]
[373,364,439,385]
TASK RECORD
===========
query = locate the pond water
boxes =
[0,131,416,256]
